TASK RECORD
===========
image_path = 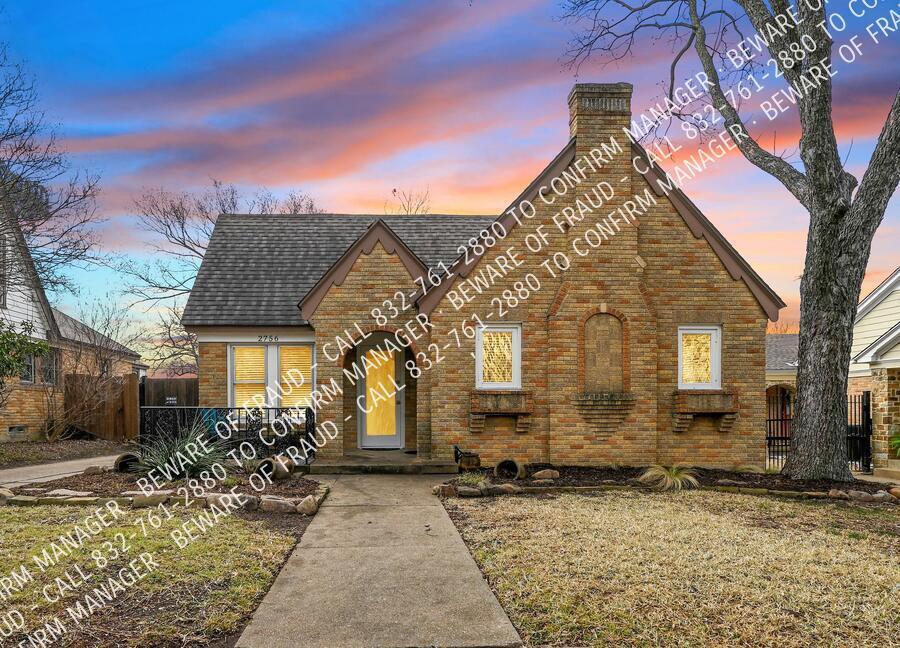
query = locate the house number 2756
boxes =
[257,335,279,342]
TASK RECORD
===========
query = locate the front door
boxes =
[358,344,404,449]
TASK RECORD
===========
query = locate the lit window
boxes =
[232,346,267,407]
[230,344,315,408]
[279,346,313,407]
[476,325,521,389]
[678,326,721,390]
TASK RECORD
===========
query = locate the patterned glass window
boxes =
[678,326,721,389]
[476,325,521,389]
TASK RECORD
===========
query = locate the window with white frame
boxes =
[475,325,521,390]
[677,326,722,390]
[229,344,315,407]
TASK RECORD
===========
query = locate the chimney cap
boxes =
[567,82,633,104]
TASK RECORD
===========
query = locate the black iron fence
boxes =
[139,406,316,460]
[766,391,872,472]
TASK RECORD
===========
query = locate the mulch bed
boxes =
[462,463,888,494]
[14,469,321,499]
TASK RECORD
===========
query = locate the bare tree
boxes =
[384,187,431,215]
[0,46,101,296]
[120,180,323,375]
[560,0,899,480]
[42,298,144,440]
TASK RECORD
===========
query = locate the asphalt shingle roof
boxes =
[766,334,798,371]
[51,308,140,357]
[182,214,496,327]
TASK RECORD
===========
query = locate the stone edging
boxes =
[0,483,330,516]
[435,481,900,505]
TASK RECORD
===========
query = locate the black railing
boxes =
[765,391,872,472]
[139,406,316,461]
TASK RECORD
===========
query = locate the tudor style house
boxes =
[183,83,785,470]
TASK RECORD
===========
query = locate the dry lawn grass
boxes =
[449,490,899,647]
[0,504,299,646]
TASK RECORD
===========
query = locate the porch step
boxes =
[309,461,458,475]
[873,466,900,482]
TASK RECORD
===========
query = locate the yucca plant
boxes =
[138,418,229,481]
[638,465,699,492]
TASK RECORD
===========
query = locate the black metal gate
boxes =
[765,390,872,472]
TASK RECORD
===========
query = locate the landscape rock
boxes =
[776,490,805,499]
[803,491,829,499]
[122,489,174,497]
[872,491,894,503]
[260,497,296,513]
[848,490,875,502]
[133,494,169,507]
[0,487,13,503]
[8,495,39,506]
[457,486,482,498]
[889,487,900,500]
[531,469,560,480]
[296,495,318,515]
[716,479,749,486]
[272,459,292,480]
[531,479,554,486]
[434,484,458,497]
[82,465,105,475]
[62,497,99,506]
[493,483,522,495]
[46,489,93,497]
[827,489,850,500]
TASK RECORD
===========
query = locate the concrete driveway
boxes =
[236,474,521,648]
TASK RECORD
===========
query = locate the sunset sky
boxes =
[2,0,897,325]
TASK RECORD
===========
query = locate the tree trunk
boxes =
[784,203,866,482]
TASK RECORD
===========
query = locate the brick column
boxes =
[871,367,899,468]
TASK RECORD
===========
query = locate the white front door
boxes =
[357,344,404,449]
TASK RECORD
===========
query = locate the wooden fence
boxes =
[64,373,139,441]
[140,378,199,406]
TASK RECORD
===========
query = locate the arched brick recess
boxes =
[333,324,423,367]
[577,307,630,392]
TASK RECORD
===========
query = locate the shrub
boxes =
[457,472,489,489]
[889,436,900,454]
[638,465,699,491]
[138,418,229,482]
[732,463,765,474]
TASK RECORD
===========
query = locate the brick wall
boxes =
[309,241,426,460]
[847,375,874,398]
[0,383,62,441]
[198,343,227,406]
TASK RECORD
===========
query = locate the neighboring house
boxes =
[0,219,145,441]
[183,83,785,469]
[763,265,900,476]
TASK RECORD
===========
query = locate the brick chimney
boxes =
[567,82,633,139]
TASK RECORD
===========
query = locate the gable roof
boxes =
[2,213,60,339]
[182,214,495,327]
[856,265,900,321]
[298,219,427,321]
[766,334,799,371]
[417,139,785,321]
[51,307,141,359]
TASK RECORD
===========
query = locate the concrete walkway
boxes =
[0,454,119,488]
[237,474,521,648]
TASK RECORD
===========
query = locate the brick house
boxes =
[0,219,145,441]
[183,83,786,470]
